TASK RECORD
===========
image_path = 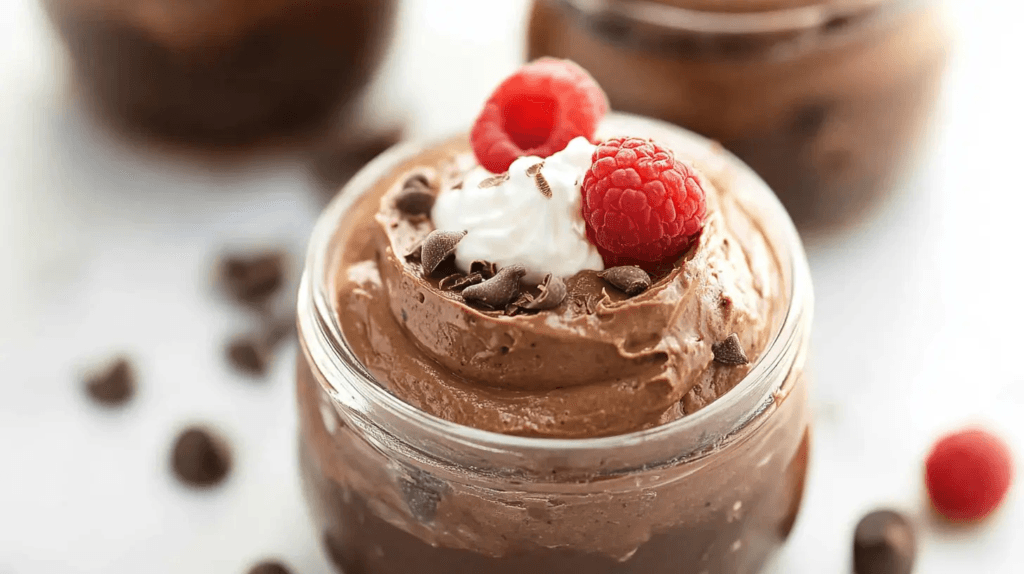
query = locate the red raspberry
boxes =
[581,137,707,271]
[925,428,1014,522]
[470,58,608,173]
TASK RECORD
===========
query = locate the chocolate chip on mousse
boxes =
[470,260,497,279]
[439,272,484,292]
[712,333,749,366]
[419,230,466,276]
[84,356,136,406]
[598,266,652,296]
[395,174,435,217]
[462,264,526,309]
[853,510,917,574]
[522,274,567,310]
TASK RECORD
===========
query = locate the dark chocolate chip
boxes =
[394,188,435,217]
[399,468,448,523]
[598,266,652,296]
[226,336,271,376]
[403,173,431,190]
[712,333,749,366]
[523,274,567,310]
[84,356,136,406]
[439,272,484,292]
[478,172,509,188]
[420,230,466,276]
[534,171,553,198]
[470,260,497,279]
[247,561,292,574]
[462,265,526,309]
[854,510,916,574]
[171,427,231,488]
[219,251,287,306]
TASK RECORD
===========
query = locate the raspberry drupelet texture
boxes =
[581,137,707,271]
[925,428,1015,522]
[470,58,608,173]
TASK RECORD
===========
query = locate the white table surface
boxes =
[1,0,1022,572]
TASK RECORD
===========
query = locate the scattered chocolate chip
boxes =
[439,272,483,292]
[226,336,271,376]
[598,266,651,296]
[525,161,544,177]
[247,561,292,574]
[712,333,749,366]
[419,230,466,276]
[523,274,567,310]
[171,427,231,488]
[470,260,497,279]
[219,251,287,306]
[853,510,916,574]
[534,171,552,198]
[478,172,509,188]
[462,265,526,309]
[394,188,435,217]
[84,356,136,406]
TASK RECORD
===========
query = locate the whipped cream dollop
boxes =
[431,136,604,280]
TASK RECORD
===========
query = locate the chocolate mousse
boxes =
[296,61,813,574]
[527,0,949,230]
[43,0,396,145]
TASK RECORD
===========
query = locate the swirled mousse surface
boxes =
[333,130,785,439]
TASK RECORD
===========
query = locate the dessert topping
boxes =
[470,260,498,279]
[925,428,1014,522]
[598,265,651,297]
[462,265,526,309]
[432,137,604,280]
[419,230,466,276]
[470,58,608,173]
[438,272,484,292]
[581,137,707,270]
[712,333,749,366]
[395,175,435,217]
[522,274,568,310]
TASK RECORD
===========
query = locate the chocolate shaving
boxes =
[523,274,567,310]
[404,238,424,262]
[470,260,497,279]
[462,265,526,309]
[534,171,552,198]
[712,333,749,366]
[420,230,466,276]
[439,272,483,292]
[505,294,532,317]
[598,266,652,297]
[479,172,509,189]
[395,188,435,217]
[525,161,544,177]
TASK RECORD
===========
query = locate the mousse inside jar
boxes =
[331,125,786,439]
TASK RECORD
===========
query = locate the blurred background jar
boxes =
[42,0,397,147]
[528,0,949,232]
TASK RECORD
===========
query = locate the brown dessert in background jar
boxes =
[42,0,396,146]
[528,0,949,231]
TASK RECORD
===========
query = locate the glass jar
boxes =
[528,0,949,231]
[42,0,397,145]
[295,114,814,574]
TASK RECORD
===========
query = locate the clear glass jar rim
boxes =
[554,0,925,35]
[298,113,812,468]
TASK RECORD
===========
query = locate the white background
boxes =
[1,0,1022,572]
